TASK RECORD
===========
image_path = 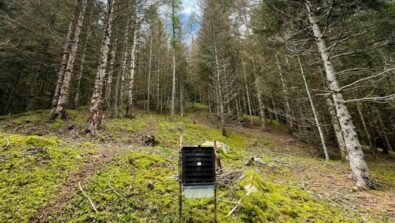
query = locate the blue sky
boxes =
[180,0,200,41]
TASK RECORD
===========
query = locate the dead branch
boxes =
[78,182,98,213]
[227,198,243,216]
[345,94,395,103]
[108,170,128,200]
[339,68,395,91]
[1,136,10,151]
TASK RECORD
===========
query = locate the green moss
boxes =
[0,133,98,223]
[236,169,353,222]
[49,152,179,222]
[49,118,64,130]
[25,135,57,147]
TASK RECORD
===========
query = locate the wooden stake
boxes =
[179,134,183,223]
[213,141,217,223]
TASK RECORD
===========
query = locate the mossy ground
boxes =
[0,133,96,222]
[0,108,394,222]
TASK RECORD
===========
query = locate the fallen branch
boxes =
[1,136,10,150]
[227,198,243,216]
[78,182,98,213]
[108,170,128,200]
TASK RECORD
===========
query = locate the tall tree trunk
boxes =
[52,0,88,119]
[326,97,348,160]
[375,111,393,152]
[156,59,161,111]
[241,57,253,125]
[275,54,293,128]
[74,1,93,108]
[180,71,184,117]
[170,0,177,121]
[306,1,372,188]
[147,31,153,113]
[356,101,376,156]
[271,94,279,121]
[105,35,117,110]
[214,43,226,136]
[51,0,79,113]
[86,0,115,134]
[298,56,329,160]
[112,19,131,118]
[252,61,266,131]
[125,13,139,118]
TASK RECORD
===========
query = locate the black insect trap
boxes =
[178,144,217,222]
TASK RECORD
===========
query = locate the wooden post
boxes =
[213,141,217,223]
[179,134,183,223]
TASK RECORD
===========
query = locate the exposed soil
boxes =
[30,143,131,223]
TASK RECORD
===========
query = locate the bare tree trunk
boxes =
[156,60,161,111]
[51,15,75,113]
[147,32,153,113]
[252,61,266,131]
[125,13,139,118]
[275,54,293,128]
[86,0,115,134]
[214,43,226,136]
[105,36,117,110]
[112,19,131,118]
[51,0,80,114]
[306,1,372,188]
[326,97,348,160]
[241,57,253,125]
[298,56,329,160]
[52,0,88,119]
[74,2,93,108]
[180,71,184,117]
[356,101,376,156]
[170,0,177,121]
[271,94,279,121]
[375,111,393,152]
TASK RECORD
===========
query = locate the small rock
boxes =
[201,141,231,153]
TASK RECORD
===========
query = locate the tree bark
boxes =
[51,0,79,113]
[86,0,115,134]
[105,35,117,110]
[306,1,372,188]
[74,1,93,108]
[326,97,348,160]
[125,12,139,118]
[52,0,88,119]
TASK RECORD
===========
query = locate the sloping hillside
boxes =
[0,108,394,223]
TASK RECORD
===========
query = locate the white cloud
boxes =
[181,0,199,16]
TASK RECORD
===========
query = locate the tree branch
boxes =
[339,68,395,91]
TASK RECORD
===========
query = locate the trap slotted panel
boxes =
[182,146,215,186]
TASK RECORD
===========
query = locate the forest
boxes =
[0,0,394,222]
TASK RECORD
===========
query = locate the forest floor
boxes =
[0,105,394,223]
